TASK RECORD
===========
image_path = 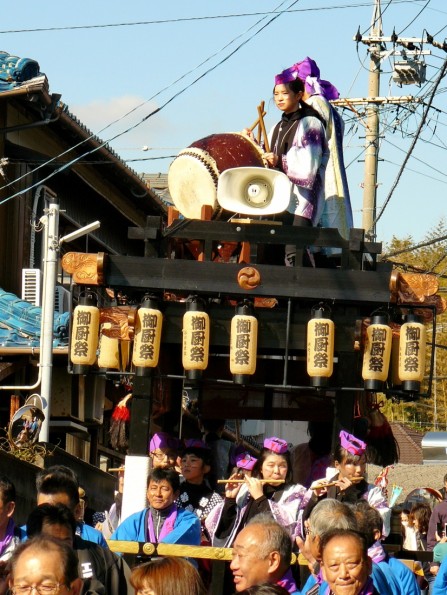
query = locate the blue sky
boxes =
[2,0,447,246]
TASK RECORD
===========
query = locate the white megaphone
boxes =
[217,167,291,216]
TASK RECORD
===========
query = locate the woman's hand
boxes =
[245,475,264,500]
[225,472,244,499]
[335,476,353,492]
[263,152,278,168]
[296,523,318,574]
[311,482,328,498]
[241,128,255,140]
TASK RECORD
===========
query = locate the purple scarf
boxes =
[0,518,15,555]
[368,541,386,563]
[147,504,178,543]
[277,568,298,593]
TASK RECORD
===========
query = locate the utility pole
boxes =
[362,0,382,241]
[40,190,59,442]
[337,2,432,242]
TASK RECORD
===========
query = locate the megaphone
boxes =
[217,167,291,216]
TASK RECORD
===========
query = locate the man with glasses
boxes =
[8,535,82,595]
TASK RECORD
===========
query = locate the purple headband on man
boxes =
[264,437,288,454]
[274,57,339,101]
[235,452,257,471]
[339,430,366,456]
[149,432,180,453]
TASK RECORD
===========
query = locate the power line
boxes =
[398,0,432,35]
[0,0,296,198]
[369,56,447,233]
[0,0,301,206]
[0,1,423,35]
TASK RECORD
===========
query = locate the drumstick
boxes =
[256,100,265,143]
[257,103,270,153]
[217,479,285,485]
[311,477,364,489]
[248,110,266,133]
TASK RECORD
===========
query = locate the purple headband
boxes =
[339,430,366,456]
[149,432,180,452]
[235,452,257,471]
[264,437,288,454]
[184,438,209,450]
[274,66,300,86]
[274,57,339,101]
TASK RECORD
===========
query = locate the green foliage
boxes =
[382,219,447,431]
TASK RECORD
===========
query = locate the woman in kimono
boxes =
[292,57,353,244]
[205,437,313,547]
[324,430,391,537]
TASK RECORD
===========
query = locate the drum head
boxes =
[168,149,219,219]
[168,133,266,220]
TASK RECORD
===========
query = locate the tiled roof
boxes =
[0,289,68,348]
[391,422,423,464]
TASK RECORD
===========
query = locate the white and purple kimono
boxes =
[205,482,312,547]
[268,105,329,225]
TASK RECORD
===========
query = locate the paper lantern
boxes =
[362,313,392,391]
[70,293,100,375]
[98,327,131,371]
[132,296,163,375]
[182,298,210,382]
[398,313,426,393]
[230,301,258,384]
[307,304,334,387]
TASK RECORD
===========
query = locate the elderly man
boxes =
[8,535,83,595]
[110,467,200,545]
[298,499,393,595]
[320,529,375,595]
[230,514,298,594]
[27,503,133,594]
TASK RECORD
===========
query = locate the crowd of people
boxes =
[0,423,445,595]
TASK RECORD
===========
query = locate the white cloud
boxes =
[69,95,177,154]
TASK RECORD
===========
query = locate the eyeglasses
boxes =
[305,525,313,536]
[151,451,175,461]
[10,582,66,594]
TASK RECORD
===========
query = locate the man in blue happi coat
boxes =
[110,467,200,546]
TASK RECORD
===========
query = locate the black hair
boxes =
[252,448,292,484]
[37,474,80,510]
[0,475,15,505]
[9,535,79,585]
[36,465,79,491]
[273,78,305,95]
[147,467,180,492]
[26,503,77,540]
[181,446,211,466]
[333,442,365,467]
[352,501,383,547]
